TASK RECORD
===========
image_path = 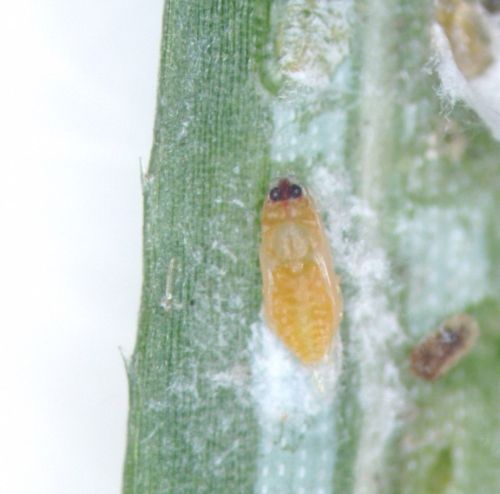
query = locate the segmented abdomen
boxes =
[267,259,334,364]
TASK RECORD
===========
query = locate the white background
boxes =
[0,1,163,493]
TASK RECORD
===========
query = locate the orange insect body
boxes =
[259,178,342,365]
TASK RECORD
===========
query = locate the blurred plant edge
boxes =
[435,0,500,140]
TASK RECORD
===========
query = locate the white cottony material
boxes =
[311,168,406,494]
[433,11,500,140]
[251,158,407,494]
[252,4,354,492]
[251,317,343,424]
[271,0,350,89]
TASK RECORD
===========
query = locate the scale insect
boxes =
[410,314,479,381]
[259,177,343,365]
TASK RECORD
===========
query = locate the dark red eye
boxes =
[269,187,281,201]
[290,184,302,198]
